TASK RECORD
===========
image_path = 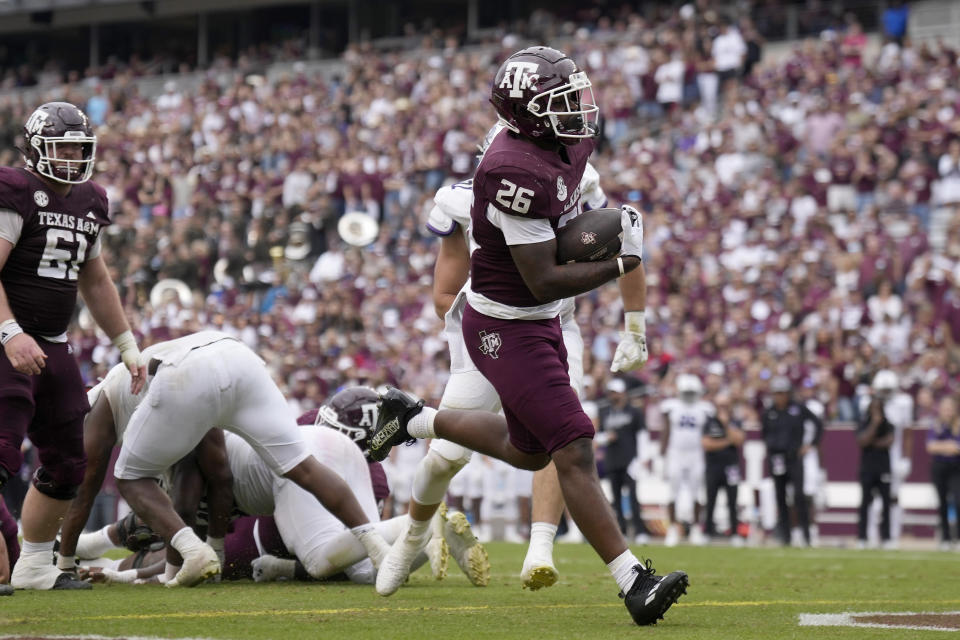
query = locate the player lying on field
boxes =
[58,332,391,587]
[66,387,480,586]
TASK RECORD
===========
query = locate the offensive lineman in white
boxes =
[862,370,913,548]
[58,331,391,586]
[376,124,647,595]
[660,374,713,546]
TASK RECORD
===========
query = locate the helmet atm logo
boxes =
[500,61,539,98]
[25,109,48,135]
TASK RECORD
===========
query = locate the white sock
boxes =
[528,522,558,557]
[170,527,204,555]
[890,504,902,541]
[77,526,117,559]
[352,525,389,568]
[56,554,77,572]
[21,540,54,556]
[608,549,641,593]
[161,562,180,583]
[406,516,431,541]
[262,555,296,580]
[407,407,438,439]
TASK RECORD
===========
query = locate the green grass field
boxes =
[0,544,957,639]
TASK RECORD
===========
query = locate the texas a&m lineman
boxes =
[0,102,144,591]
[368,46,688,626]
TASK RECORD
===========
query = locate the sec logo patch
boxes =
[34,190,49,207]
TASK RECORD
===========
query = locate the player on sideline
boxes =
[660,374,713,546]
[0,102,145,591]
[369,46,688,626]
[376,123,608,594]
[863,370,913,548]
[58,331,391,587]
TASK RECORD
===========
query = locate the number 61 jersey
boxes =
[0,166,110,338]
[468,127,596,314]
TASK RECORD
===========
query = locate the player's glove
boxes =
[611,311,649,372]
[619,204,644,260]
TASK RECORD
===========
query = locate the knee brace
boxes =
[411,449,469,506]
[32,466,79,501]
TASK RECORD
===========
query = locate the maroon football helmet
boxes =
[315,386,379,450]
[490,46,598,145]
[21,101,96,184]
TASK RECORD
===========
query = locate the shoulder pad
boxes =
[0,167,31,215]
[426,181,473,235]
[478,155,552,219]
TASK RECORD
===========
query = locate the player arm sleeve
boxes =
[488,205,555,245]
[87,235,102,260]
[426,206,458,236]
[0,209,22,245]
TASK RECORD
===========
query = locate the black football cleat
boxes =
[0,584,12,596]
[116,511,163,552]
[620,559,689,626]
[52,573,92,590]
[366,387,424,462]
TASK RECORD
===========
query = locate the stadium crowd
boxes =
[0,2,958,534]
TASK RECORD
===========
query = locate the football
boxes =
[555,207,622,264]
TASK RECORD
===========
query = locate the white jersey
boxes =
[225,431,277,516]
[87,331,243,443]
[884,393,913,462]
[662,398,714,453]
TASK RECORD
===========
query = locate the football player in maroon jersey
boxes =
[0,102,145,590]
[369,47,688,626]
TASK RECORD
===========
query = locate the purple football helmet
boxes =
[490,46,598,145]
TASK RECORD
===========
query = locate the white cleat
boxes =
[426,507,449,580]
[443,508,490,587]
[634,533,651,545]
[730,535,746,548]
[664,525,680,548]
[520,553,558,591]
[376,519,430,597]
[689,526,707,547]
[11,555,90,590]
[166,544,220,588]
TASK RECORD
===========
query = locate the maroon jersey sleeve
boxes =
[477,152,554,220]
[297,408,320,426]
[0,167,33,219]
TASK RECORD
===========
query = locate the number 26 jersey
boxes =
[469,128,596,312]
[0,167,110,337]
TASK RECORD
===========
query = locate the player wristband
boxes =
[617,257,625,277]
[0,319,23,346]
[624,311,646,334]
[111,329,137,352]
